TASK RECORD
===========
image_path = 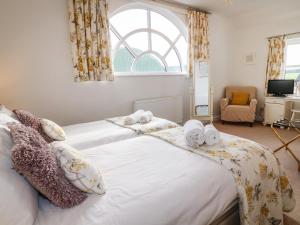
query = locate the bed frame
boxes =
[210,200,240,225]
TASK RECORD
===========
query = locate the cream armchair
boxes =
[220,86,257,126]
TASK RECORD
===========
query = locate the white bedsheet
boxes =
[63,120,136,149]
[36,136,237,225]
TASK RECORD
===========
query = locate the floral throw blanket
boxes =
[147,127,296,225]
[106,116,178,135]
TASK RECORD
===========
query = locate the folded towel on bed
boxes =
[139,111,153,124]
[124,110,145,125]
[204,124,220,146]
[183,120,205,148]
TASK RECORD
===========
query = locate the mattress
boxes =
[63,120,137,149]
[36,136,237,225]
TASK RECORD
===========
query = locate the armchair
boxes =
[220,86,257,126]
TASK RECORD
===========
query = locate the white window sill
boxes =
[114,72,188,77]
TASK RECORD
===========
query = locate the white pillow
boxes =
[0,125,38,225]
[0,104,15,117]
[51,142,105,195]
[0,113,19,126]
[0,113,19,156]
[41,118,66,141]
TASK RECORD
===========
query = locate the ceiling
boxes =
[168,0,300,17]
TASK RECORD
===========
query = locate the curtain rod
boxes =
[134,0,211,14]
[267,32,300,39]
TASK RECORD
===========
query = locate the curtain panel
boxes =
[187,10,209,78]
[69,0,113,82]
[265,36,286,93]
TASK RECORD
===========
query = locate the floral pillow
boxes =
[8,123,87,208]
[51,141,105,195]
[41,119,66,141]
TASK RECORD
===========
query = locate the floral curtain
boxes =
[265,36,286,92]
[69,0,113,82]
[187,10,209,77]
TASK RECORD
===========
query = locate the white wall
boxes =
[229,10,300,118]
[0,0,232,125]
[209,14,234,116]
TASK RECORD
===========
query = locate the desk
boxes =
[264,96,300,125]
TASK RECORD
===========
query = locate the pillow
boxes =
[0,104,15,117]
[0,112,19,157]
[231,92,250,105]
[0,113,19,156]
[51,142,105,195]
[13,109,54,143]
[0,113,19,127]
[8,123,87,208]
[41,119,66,141]
[0,125,38,225]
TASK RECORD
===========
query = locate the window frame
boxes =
[109,3,188,77]
[284,37,300,80]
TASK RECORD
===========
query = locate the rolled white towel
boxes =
[139,111,153,124]
[124,110,145,125]
[204,124,220,146]
[183,120,205,148]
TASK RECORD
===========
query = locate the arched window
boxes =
[110,4,188,75]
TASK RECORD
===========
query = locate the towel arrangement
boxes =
[184,120,205,148]
[204,124,220,146]
[124,110,153,125]
[139,111,153,124]
[184,120,220,147]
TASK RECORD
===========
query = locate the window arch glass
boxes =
[110,6,188,75]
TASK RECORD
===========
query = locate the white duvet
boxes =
[36,136,237,225]
[63,120,136,149]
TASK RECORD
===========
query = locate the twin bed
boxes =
[0,109,295,225]
[63,117,178,149]
[33,117,240,225]
[63,120,137,149]
[37,135,238,225]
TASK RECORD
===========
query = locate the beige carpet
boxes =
[214,122,300,225]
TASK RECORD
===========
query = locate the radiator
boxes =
[134,96,183,123]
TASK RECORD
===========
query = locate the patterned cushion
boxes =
[41,119,66,141]
[13,109,54,143]
[8,123,87,208]
[51,142,105,195]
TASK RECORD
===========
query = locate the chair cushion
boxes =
[230,92,249,105]
[222,105,255,122]
[225,86,256,100]
[226,105,251,111]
